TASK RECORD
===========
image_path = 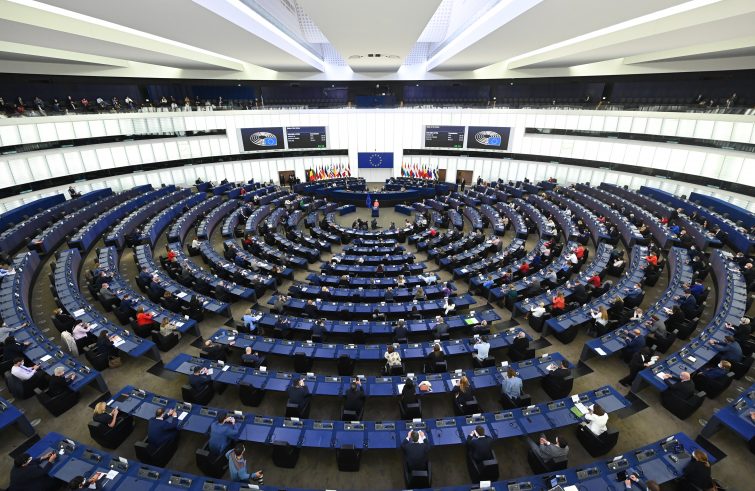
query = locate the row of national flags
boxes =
[401,162,438,180]
[307,163,351,182]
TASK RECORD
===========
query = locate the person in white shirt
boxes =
[72,322,97,350]
[582,403,609,436]
[566,250,578,266]
[10,358,48,390]
[530,302,546,318]
[443,297,455,315]
[472,335,490,362]
[191,238,201,250]
[384,345,402,373]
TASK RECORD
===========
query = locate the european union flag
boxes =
[365,193,372,208]
[357,152,394,168]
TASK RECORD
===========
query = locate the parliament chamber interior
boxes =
[1,1,755,490]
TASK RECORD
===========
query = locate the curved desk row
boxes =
[105,188,190,250]
[167,352,570,397]
[581,247,693,360]
[168,242,255,301]
[0,250,105,392]
[107,384,629,450]
[141,192,206,247]
[211,323,525,361]
[269,294,475,319]
[54,249,159,361]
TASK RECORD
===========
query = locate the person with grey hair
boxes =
[47,366,76,396]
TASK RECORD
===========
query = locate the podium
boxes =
[372,207,379,217]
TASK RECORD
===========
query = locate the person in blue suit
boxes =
[693,360,731,391]
[147,408,179,451]
[208,413,239,456]
[709,336,743,363]
[189,366,212,393]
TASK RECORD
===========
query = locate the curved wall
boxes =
[1,108,754,212]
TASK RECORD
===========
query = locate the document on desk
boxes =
[655,371,669,380]
[72,308,86,318]
[112,336,125,347]
[105,470,119,480]
[177,411,189,421]
[594,347,607,356]
[176,292,188,299]
[40,354,52,362]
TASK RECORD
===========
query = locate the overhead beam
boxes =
[623,35,755,64]
[503,0,755,70]
[0,0,250,71]
[0,40,130,67]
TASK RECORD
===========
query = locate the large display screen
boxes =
[239,127,285,151]
[466,126,511,150]
[286,126,327,149]
[424,125,465,148]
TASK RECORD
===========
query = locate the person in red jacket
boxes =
[587,274,601,289]
[518,262,530,275]
[645,252,658,266]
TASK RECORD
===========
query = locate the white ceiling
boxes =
[0,0,753,80]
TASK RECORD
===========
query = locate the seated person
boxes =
[10,358,49,390]
[393,320,408,342]
[72,321,97,351]
[425,344,446,372]
[135,307,156,330]
[434,316,449,337]
[581,403,608,436]
[209,413,239,456]
[92,401,124,428]
[452,375,475,408]
[226,444,264,485]
[401,430,429,472]
[240,310,258,332]
[472,335,490,363]
[466,425,494,464]
[8,451,59,491]
[384,345,403,373]
[147,408,179,451]
[511,331,530,355]
[343,378,366,416]
[526,434,569,462]
[659,370,696,400]
[202,340,228,362]
[373,308,387,322]
[189,365,212,393]
[693,360,731,390]
[709,336,743,363]
[546,359,571,380]
[287,377,311,409]
[51,308,75,331]
[241,347,263,368]
[680,449,713,491]
[158,318,181,339]
[3,335,29,361]
[46,366,76,396]
[95,331,116,359]
[501,367,523,402]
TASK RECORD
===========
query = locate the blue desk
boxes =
[29,188,127,255]
[0,194,75,256]
[1,250,106,392]
[691,192,755,229]
[0,396,35,436]
[168,242,256,301]
[310,187,437,206]
[634,250,747,393]
[701,383,755,447]
[547,190,610,245]
[108,384,629,450]
[256,308,502,336]
[224,241,295,280]
[196,199,238,240]
[514,242,612,316]
[166,194,219,245]
[546,245,647,336]
[0,194,65,231]
[452,239,526,280]
[585,184,675,249]
[133,245,230,316]
[270,294,475,318]
[564,187,644,248]
[69,186,172,252]
[166,351,570,397]
[198,242,276,296]
[105,189,190,250]
[580,247,693,361]
[28,432,274,491]
[325,212,425,242]
[306,272,440,289]
[212,322,524,360]
[97,247,199,337]
[395,204,413,215]
[641,186,754,254]
[287,281,452,303]
[142,193,207,247]
[54,249,160,361]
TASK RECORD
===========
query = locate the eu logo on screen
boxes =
[249,131,278,147]
[474,130,502,147]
